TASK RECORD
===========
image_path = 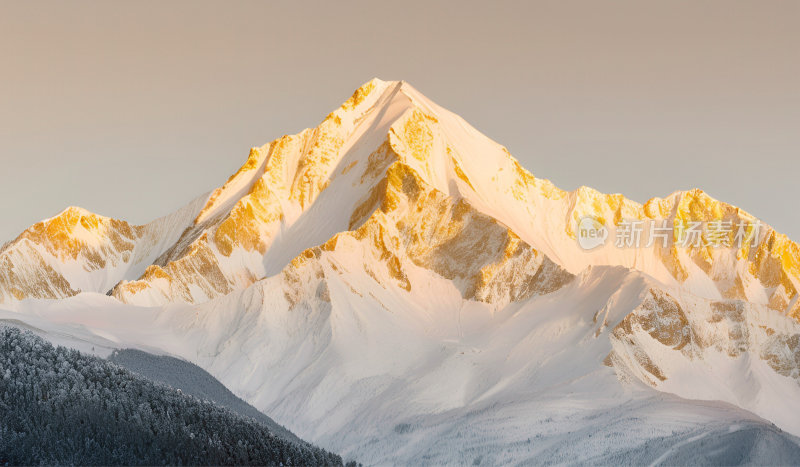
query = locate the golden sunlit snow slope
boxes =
[0,198,206,303]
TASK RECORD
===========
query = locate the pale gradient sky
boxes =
[1,0,798,243]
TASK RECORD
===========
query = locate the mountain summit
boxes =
[5,79,798,312]
[3,79,800,464]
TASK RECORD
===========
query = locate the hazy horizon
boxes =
[2,0,798,242]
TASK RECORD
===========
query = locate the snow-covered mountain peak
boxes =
[0,195,207,302]
[4,79,800,462]
[3,78,800,319]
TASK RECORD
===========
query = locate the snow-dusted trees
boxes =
[0,326,342,466]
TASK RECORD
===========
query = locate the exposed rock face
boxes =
[607,287,800,394]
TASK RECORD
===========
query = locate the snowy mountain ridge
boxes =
[2,79,800,464]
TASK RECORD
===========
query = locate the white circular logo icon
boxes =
[577,216,608,250]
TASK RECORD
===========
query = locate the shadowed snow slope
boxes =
[2,79,800,464]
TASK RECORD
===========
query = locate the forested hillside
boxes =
[0,326,343,466]
[108,348,304,445]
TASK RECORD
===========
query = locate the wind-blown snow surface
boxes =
[2,79,800,464]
